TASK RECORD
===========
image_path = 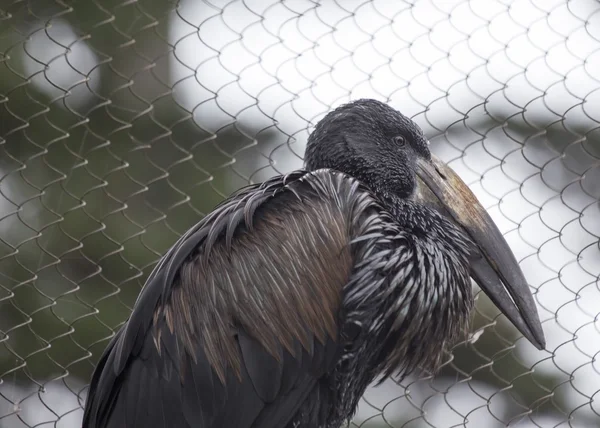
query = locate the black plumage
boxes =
[83,99,545,428]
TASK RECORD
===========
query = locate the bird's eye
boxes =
[394,136,406,145]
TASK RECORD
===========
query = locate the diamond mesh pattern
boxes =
[0,1,599,427]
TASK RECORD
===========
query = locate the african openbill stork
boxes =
[83,99,545,428]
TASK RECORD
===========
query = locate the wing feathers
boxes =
[166,175,355,382]
[238,329,284,402]
[83,169,385,428]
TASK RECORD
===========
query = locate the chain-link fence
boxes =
[1,0,599,427]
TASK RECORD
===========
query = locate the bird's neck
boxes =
[329,189,474,423]
[376,191,433,236]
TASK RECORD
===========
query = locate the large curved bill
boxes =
[415,154,545,350]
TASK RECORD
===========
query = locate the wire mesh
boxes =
[0,0,599,427]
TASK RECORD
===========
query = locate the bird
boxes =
[82,99,545,428]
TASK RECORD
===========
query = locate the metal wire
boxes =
[0,0,599,427]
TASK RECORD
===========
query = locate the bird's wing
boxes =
[82,169,390,428]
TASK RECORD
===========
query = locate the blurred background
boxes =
[0,0,599,427]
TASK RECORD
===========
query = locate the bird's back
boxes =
[82,169,396,428]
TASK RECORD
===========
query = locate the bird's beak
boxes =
[415,154,546,350]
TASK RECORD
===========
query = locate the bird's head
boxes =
[305,98,546,351]
[305,98,431,200]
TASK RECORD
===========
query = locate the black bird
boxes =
[83,99,545,428]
